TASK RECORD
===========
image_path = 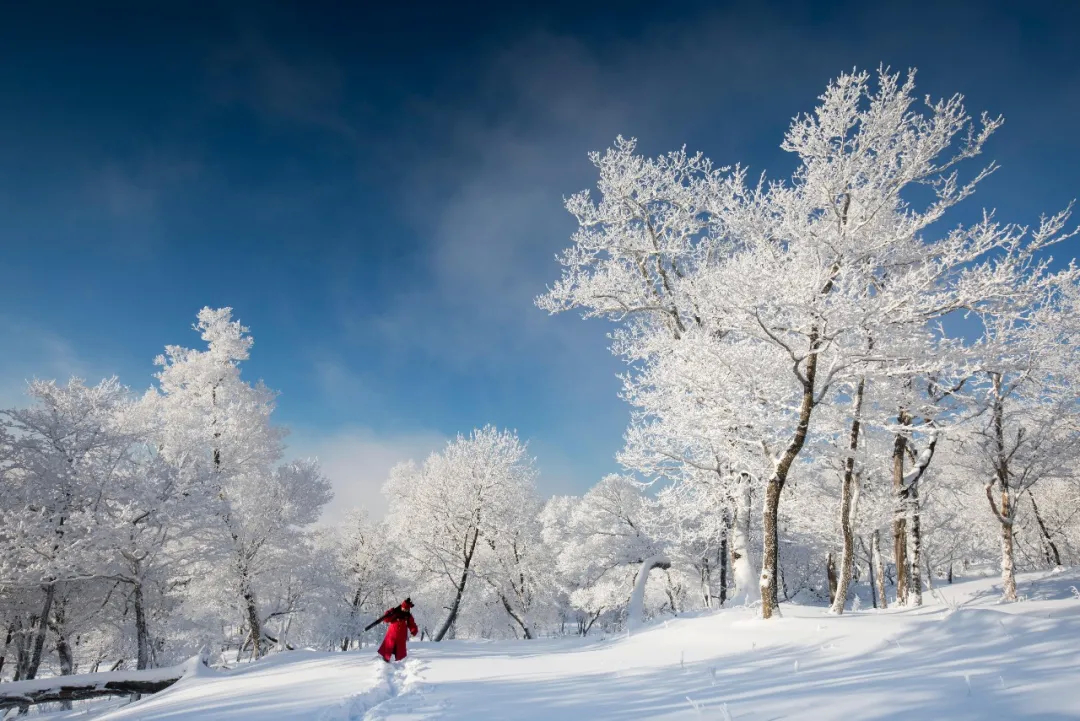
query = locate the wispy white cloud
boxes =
[78,154,203,256]
[310,355,385,412]
[92,157,202,221]
[287,426,446,522]
[0,317,101,409]
[347,18,820,370]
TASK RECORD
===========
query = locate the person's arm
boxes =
[363,609,392,632]
[407,613,418,637]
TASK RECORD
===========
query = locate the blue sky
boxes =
[2,0,1078,516]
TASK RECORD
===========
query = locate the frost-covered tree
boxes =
[479,490,550,640]
[958,274,1080,600]
[384,426,537,641]
[545,476,670,632]
[316,510,400,651]
[540,67,1075,618]
[652,479,734,608]
[148,308,331,658]
[0,378,135,679]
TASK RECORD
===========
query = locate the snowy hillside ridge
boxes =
[20,568,1080,720]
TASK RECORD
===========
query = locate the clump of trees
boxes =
[0,309,338,682]
[3,67,1080,687]
[537,67,1080,618]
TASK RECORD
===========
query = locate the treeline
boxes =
[536,67,1080,618]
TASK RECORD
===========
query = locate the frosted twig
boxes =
[685,695,704,716]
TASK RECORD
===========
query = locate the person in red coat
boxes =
[377,598,418,662]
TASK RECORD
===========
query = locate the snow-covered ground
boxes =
[30,569,1080,720]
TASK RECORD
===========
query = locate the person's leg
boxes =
[378,632,393,662]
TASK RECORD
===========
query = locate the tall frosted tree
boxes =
[148,308,331,658]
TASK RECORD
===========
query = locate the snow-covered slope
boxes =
[41,569,1080,720]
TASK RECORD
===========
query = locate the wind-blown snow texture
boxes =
[31,570,1080,720]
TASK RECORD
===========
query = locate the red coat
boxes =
[377,605,418,662]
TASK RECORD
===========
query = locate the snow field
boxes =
[399,573,1080,720]
[28,569,1080,721]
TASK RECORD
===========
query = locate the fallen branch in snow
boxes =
[930,588,962,612]
[0,650,210,710]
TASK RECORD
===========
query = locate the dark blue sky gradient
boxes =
[1,0,1078,506]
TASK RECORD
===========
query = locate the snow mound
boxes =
[88,651,397,721]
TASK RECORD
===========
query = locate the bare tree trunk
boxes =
[242,585,263,659]
[999,490,1017,601]
[0,622,13,680]
[908,480,924,607]
[830,378,865,614]
[434,526,480,642]
[280,612,293,651]
[45,596,76,710]
[498,595,532,639]
[891,421,910,606]
[761,479,783,617]
[871,529,888,610]
[341,586,364,652]
[133,581,152,669]
[825,553,838,605]
[25,583,56,680]
[761,339,819,620]
[864,540,878,609]
[581,607,603,637]
[1028,490,1062,567]
[730,476,755,604]
[55,633,75,710]
[12,618,29,681]
[55,636,74,676]
[718,537,728,606]
[986,373,1018,603]
[699,557,711,608]
[664,571,680,614]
